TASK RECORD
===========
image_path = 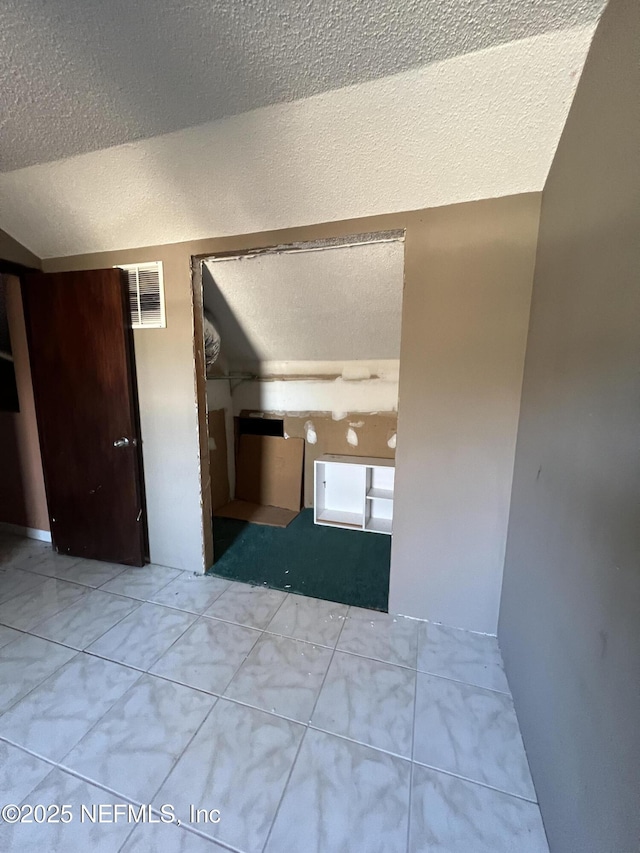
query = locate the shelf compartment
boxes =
[366,487,394,501]
[365,517,393,535]
[316,509,364,529]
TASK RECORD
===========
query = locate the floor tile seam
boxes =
[410,758,539,804]
[415,667,513,696]
[0,740,241,853]
[0,663,148,770]
[292,643,511,699]
[0,570,50,606]
[146,614,263,692]
[85,609,199,675]
[200,583,291,629]
[49,667,153,776]
[260,605,351,852]
[136,696,223,835]
[0,648,81,717]
[259,723,308,853]
[306,724,413,763]
[55,701,224,825]
[147,573,233,614]
[216,690,313,728]
[97,567,188,597]
[260,621,347,651]
[406,626,421,853]
[0,576,112,633]
[9,555,85,578]
[28,597,146,651]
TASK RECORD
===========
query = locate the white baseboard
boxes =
[0,522,52,543]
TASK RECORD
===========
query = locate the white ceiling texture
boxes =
[0,0,606,257]
[203,239,405,368]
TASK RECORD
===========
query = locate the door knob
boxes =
[113,437,130,448]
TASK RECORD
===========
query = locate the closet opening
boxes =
[193,231,405,611]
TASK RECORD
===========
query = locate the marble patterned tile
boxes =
[0,741,54,812]
[417,621,510,693]
[0,624,23,650]
[205,581,287,629]
[9,548,83,576]
[413,673,536,799]
[0,566,48,605]
[1,768,135,852]
[266,594,348,647]
[100,564,183,600]
[312,651,416,757]
[52,558,128,588]
[0,578,90,630]
[265,728,411,853]
[0,633,77,713]
[0,653,140,761]
[30,589,140,649]
[224,633,332,722]
[150,617,260,694]
[155,698,304,853]
[149,573,231,614]
[337,606,419,668]
[62,674,215,802]
[87,603,196,670]
[0,535,47,564]
[121,822,228,852]
[409,764,549,853]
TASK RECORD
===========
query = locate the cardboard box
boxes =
[214,434,304,528]
[208,408,230,512]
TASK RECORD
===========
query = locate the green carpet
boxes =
[209,509,390,611]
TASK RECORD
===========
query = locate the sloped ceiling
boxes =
[203,240,405,368]
[0,0,606,258]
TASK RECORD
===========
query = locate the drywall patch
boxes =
[346,427,359,447]
[342,364,373,381]
[304,420,318,445]
[387,432,397,449]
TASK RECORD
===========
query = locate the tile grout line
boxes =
[406,618,421,852]
[1,734,244,853]
[260,605,351,853]
[28,597,145,652]
[410,758,540,804]
[0,647,82,718]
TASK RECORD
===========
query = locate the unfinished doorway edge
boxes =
[191,256,214,574]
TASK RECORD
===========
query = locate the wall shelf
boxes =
[314,454,395,535]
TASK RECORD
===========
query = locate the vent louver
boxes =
[117,262,166,329]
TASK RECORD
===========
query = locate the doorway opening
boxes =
[193,231,405,611]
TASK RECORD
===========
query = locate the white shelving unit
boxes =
[314,454,395,535]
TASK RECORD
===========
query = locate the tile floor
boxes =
[0,533,549,852]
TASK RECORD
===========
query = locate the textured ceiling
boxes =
[203,241,405,366]
[0,0,605,172]
[0,26,597,257]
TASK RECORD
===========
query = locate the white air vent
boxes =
[117,262,166,329]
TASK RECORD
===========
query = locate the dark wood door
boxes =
[22,269,147,566]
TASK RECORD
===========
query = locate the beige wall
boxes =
[0,276,49,533]
[44,195,540,629]
[499,1,640,851]
[0,229,40,269]
[390,195,540,631]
